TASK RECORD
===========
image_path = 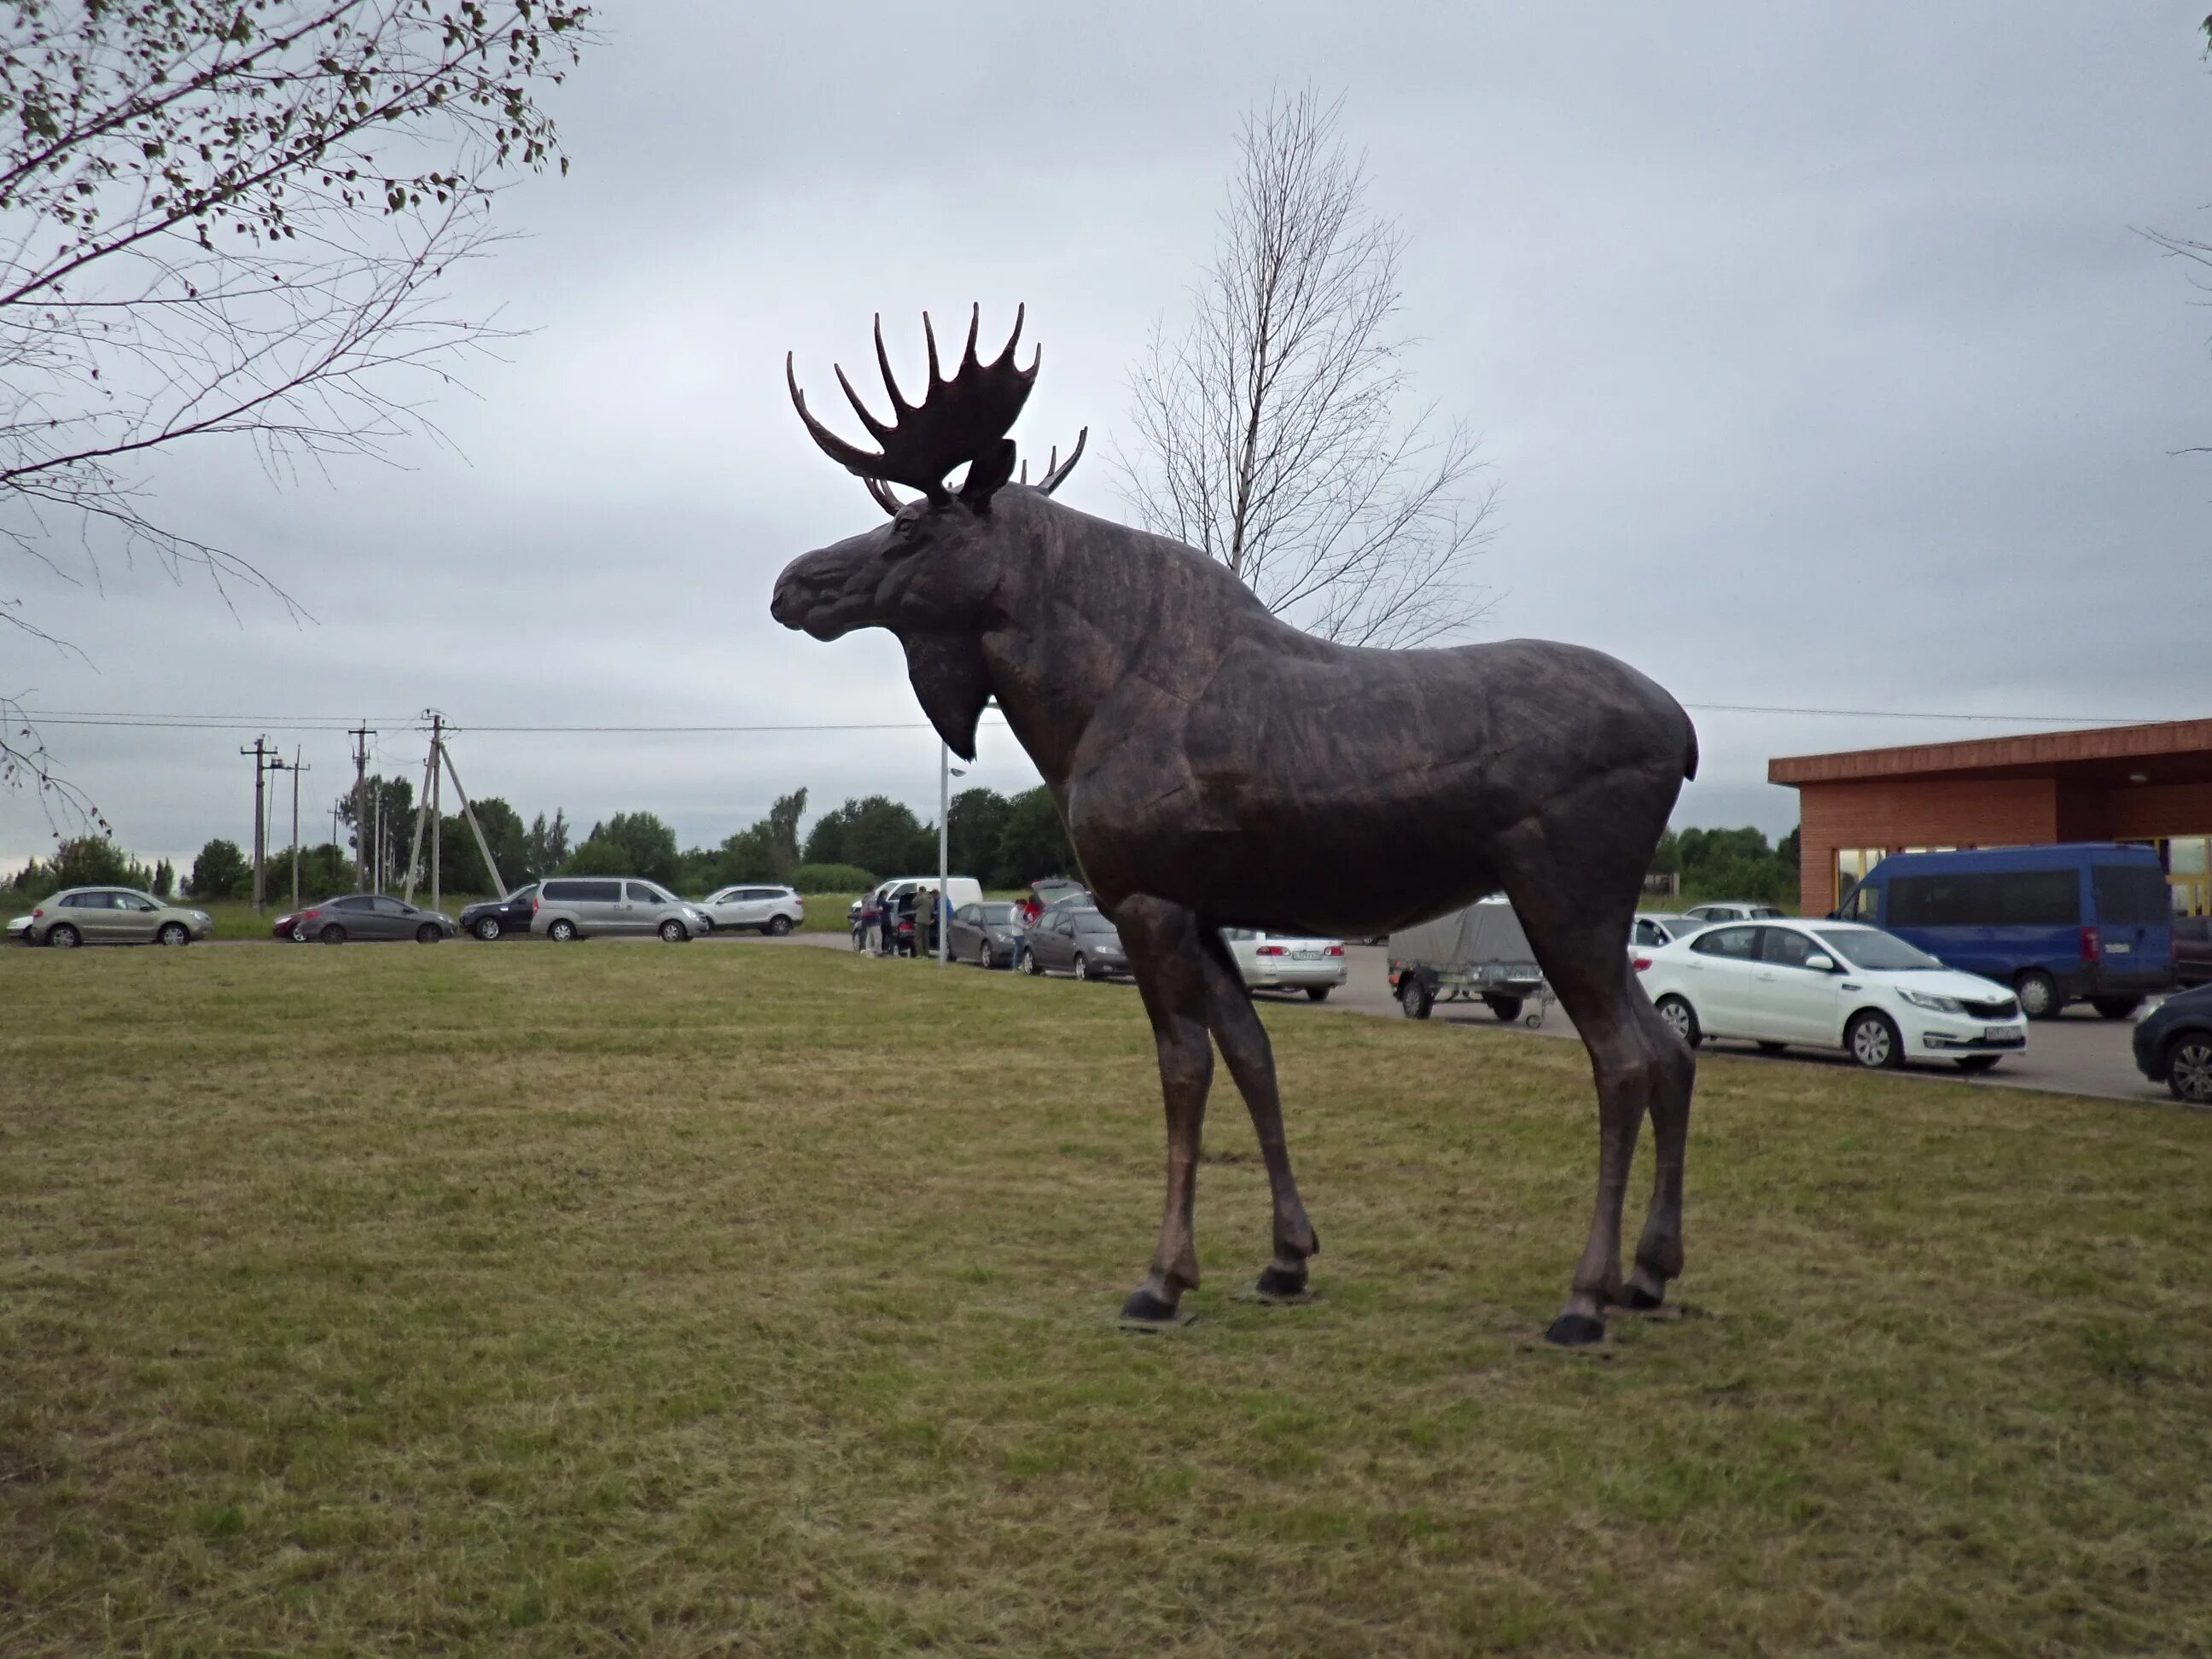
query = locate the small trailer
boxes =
[1387,899,1551,1027]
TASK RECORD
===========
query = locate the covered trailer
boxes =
[1388,899,1551,1026]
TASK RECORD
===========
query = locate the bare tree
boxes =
[1115,86,1495,649]
[0,0,590,827]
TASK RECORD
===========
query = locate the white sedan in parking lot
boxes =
[1219,928,1348,1000]
[1636,918,2029,1073]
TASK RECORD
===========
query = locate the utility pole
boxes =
[286,748,310,908]
[240,736,269,910]
[937,740,951,965]
[404,711,445,908]
[439,738,506,897]
[373,790,385,894]
[348,723,375,890]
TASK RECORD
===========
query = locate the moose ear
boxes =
[959,438,1018,508]
[900,632,991,760]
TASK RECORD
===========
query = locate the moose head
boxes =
[770,306,1084,759]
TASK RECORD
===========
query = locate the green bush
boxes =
[789,862,874,894]
[189,838,249,900]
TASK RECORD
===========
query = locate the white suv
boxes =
[699,884,805,935]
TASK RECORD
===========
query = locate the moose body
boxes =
[772,309,1698,1347]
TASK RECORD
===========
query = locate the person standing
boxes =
[917,887,938,959]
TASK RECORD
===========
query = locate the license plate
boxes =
[1293,949,1320,960]
[1985,1027,2024,1044]
[2105,940,2130,953]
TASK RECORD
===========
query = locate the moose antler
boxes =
[1019,427,1088,496]
[788,306,1039,504]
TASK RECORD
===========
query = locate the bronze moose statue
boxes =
[771,308,1699,1347]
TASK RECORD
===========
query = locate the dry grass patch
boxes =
[2,943,2208,1656]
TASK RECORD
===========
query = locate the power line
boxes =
[9,705,2188,734]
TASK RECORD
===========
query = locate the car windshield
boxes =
[1074,913,1117,934]
[980,904,1019,924]
[1815,928,1942,971]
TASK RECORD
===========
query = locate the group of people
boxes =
[855,885,939,957]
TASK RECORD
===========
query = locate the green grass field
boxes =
[3,943,2207,1655]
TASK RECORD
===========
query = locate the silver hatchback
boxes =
[532,877,703,942]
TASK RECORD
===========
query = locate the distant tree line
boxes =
[8,781,1083,903]
[1650,825,1802,907]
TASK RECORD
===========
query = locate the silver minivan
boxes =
[532,877,703,942]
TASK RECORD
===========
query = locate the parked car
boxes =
[856,876,985,956]
[21,887,213,947]
[698,884,805,935]
[1027,876,1088,913]
[1631,912,1697,951]
[459,883,542,941]
[286,893,457,945]
[2132,982,2212,1105]
[531,877,704,942]
[8,911,32,940]
[946,900,1027,968]
[1021,905,1129,980]
[1219,928,1347,1000]
[1679,900,1786,924]
[1638,918,2027,1072]
[1833,844,2172,1020]
[2175,915,2212,989]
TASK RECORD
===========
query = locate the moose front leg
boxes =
[1115,895,1215,1324]
[1196,933,1319,1299]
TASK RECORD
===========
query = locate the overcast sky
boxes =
[6,3,2210,874]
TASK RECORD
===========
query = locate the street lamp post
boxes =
[937,741,950,965]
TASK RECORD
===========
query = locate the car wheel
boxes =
[1074,953,1091,981]
[1024,949,1045,976]
[1655,994,1700,1049]
[660,918,687,943]
[2014,969,2059,1021]
[289,926,308,944]
[1306,986,1331,1003]
[318,923,346,945]
[976,940,992,969]
[1484,993,1522,1022]
[1398,975,1432,1020]
[416,923,442,944]
[474,917,502,941]
[2166,1034,2212,1105]
[1956,1055,2002,1074]
[1756,1039,1786,1054]
[768,915,793,937]
[549,919,578,942]
[157,922,189,946]
[47,923,80,949]
[2093,997,2142,1021]
[1847,1010,1904,1069]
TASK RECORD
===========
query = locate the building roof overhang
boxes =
[1769,719,2212,790]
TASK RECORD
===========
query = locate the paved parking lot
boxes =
[1318,945,2168,1106]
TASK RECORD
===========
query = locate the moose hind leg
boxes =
[1625,994,1695,1309]
[1196,932,1319,1299]
[1115,896,1214,1324]
[1504,872,1669,1348]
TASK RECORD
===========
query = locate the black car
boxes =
[2131,982,2212,1105]
[459,883,541,941]
[2176,915,2212,990]
[1021,905,1129,981]
[946,900,1027,969]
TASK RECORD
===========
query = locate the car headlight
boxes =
[1899,989,1965,1015]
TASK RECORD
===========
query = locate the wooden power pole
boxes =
[240,736,269,910]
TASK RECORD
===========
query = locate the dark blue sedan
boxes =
[2132,982,2212,1105]
[459,882,542,941]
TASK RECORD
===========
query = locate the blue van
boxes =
[1834,844,2172,1020]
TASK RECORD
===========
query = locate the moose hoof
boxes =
[1120,1288,1182,1326]
[1545,1312,1609,1349]
[1620,1284,1664,1312]
[1254,1264,1310,1302]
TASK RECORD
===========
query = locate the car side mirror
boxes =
[1805,953,1836,973]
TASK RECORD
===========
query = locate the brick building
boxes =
[1769,718,2212,919]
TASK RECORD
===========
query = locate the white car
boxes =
[1636,918,2028,1073]
[1678,900,1786,925]
[698,883,805,935]
[1219,928,1348,1001]
[1630,912,1697,952]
